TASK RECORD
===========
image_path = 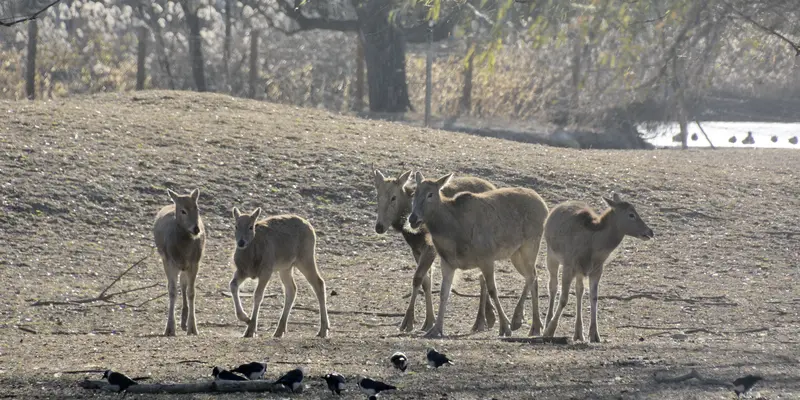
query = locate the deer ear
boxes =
[189,188,200,203]
[167,189,178,203]
[612,192,622,203]
[415,171,424,184]
[397,170,412,184]
[603,196,616,207]
[374,169,386,187]
[251,207,262,220]
[435,173,454,187]
[232,207,241,219]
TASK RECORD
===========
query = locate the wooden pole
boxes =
[79,379,290,394]
[136,26,148,91]
[26,19,38,100]
[248,29,259,99]
[424,19,434,127]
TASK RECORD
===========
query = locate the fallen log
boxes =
[500,336,570,345]
[79,379,292,394]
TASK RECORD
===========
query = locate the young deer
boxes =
[153,188,205,336]
[542,193,654,343]
[409,172,549,338]
[230,207,330,338]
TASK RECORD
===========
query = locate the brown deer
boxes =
[229,207,330,338]
[373,169,500,333]
[541,193,654,343]
[409,172,549,338]
[153,188,205,336]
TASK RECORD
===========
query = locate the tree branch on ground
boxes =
[79,379,287,394]
[653,368,731,387]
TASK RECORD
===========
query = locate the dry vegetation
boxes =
[0,90,799,399]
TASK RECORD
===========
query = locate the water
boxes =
[640,122,800,149]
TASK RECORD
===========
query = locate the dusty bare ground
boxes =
[0,91,799,399]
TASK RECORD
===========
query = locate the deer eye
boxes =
[249,225,254,230]
[180,209,187,215]
[390,195,396,202]
[427,192,433,198]
[628,212,636,220]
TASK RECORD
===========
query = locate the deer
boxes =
[373,169,503,333]
[153,188,205,336]
[408,172,549,338]
[229,207,330,338]
[541,193,654,343]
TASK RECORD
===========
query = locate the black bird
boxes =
[357,377,396,397]
[732,374,763,398]
[771,135,778,143]
[102,370,138,395]
[274,367,305,393]
[212,366,248,381]
[231,361,267,380]
[390,351,408,372]
[427,348,454,369]
[322,372,346,395]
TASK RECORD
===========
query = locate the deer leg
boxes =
[573,275,585,342]
[184,266,199,335]
[273,268,296,338]
[229,269,250,323]
[402,245,435,332]
[543,266,574,337]
[423,260,456,339]
[163,262,179,337]
[471,276,490,332]
[482,276,497,329]
[179,272,189,332]
[244,276,269,338]
[481,262,512,337]
[589,267,604,343]
[296,257,330,338]
[544,251,560,326]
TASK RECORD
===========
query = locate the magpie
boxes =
[231,361,267,380]
[322,372,346,395]
[274,367,305,393]
[212,366,248,381]
[733,374,763,398]
[357,376,396,397]
[390,351,409,372]
[102,370,138,395]
[427,348,454,369]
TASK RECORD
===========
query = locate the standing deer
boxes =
[153,188,205,336]
[374,169,503,332]
[542,193,654,343]
[229,207,330,338]
[408,172,549,338]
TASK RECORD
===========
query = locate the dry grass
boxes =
[0,90,799,399]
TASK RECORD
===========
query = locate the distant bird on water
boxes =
[729,135,737,143]
[790,136,798,145]
[732,374,763,398]
[742,131,755,145]
[690,133,698,141]
[771,135,778,143]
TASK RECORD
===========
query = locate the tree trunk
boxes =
[26,19,37,100]
[136,26,147,90]
[353,37,365,111]
[356,0,412,113]
[459,42,474,115]
[248,29,259,99]
[183,1,207,92]
[223,0,232,92]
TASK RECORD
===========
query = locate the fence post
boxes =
[354,37,365,111]
[248,29,259,99]
[136,26,148,90]
[26,19,38,100]
[424,19,434,127]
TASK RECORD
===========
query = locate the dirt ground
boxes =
[0,91,798,399]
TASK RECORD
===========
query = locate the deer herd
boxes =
[153,169,653,344]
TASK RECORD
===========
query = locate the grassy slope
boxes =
[0,90,798,399]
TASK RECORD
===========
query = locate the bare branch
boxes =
[723,0,800,56]
[0,0,61,27]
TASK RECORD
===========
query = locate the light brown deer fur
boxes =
[373,169,504,333]
[153,188,205,336]
[229,207,330,338]
[409,172,549,338]
[541,193,654,343]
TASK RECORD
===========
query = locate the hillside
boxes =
[0,91,798,399]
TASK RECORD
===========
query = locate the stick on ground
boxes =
[79,379,289,394]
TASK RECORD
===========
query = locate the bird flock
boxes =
[99,348,457,398]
